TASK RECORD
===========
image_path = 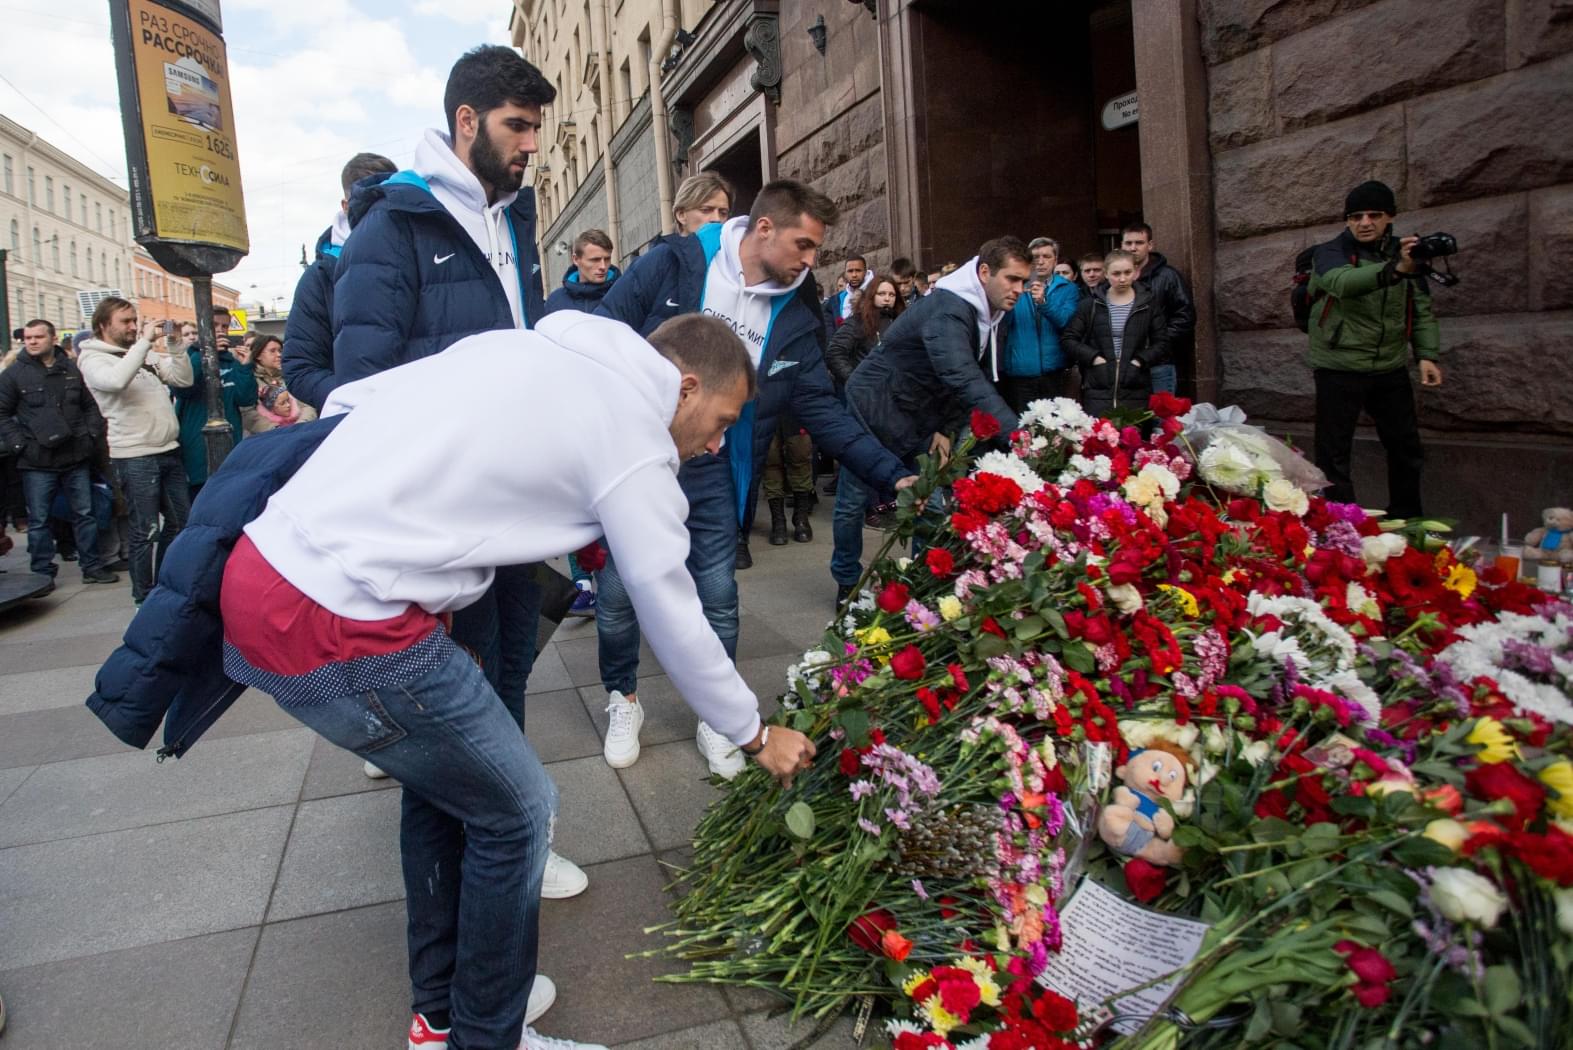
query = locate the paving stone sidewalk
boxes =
[0,513,874,1050]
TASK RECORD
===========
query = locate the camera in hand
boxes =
[1410,233,1457,261]
[1408,231,1459,287]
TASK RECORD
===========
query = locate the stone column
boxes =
[1132,0,1219,403]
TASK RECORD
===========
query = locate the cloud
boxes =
[412,0,512,30]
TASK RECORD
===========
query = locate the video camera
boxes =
[1408,232,1459,287]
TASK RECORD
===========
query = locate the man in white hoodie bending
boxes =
[222,313,816,1050]
[76,297,194,605]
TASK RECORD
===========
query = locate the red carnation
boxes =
[892,1033,949,1050]
[877,581,910,614]
[1466,762,1546,831]
[1036,989,1079,1032]
[1123,858,1167,902]
[971,409,1001,440]
[839,748,862,776]
[1336,940,1396,1008]
[575,541,608,573]
[1148,392,1192,419]
[981,616,1007,639]
[1351,982,1392,1008]
[925,547,956,578]
[891,645,927,680]
[917,687,943,724]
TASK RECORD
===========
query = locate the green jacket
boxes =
[1307,228,1439,373]
[172,346,256,485]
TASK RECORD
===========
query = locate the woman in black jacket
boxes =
[825,274,904,387]
[1062,250,1170,418]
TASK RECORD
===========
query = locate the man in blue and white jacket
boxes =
[324,45,589,936]
[592,179,916,778]
[280,151,397,413]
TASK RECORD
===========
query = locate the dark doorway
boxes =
[705,127,764,221]
[890,0,1140,268]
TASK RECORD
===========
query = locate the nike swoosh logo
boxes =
[434,253,455,265]
[665,298,680,308]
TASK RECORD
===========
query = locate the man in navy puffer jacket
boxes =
[592,180,916,779]
[324,43,591,970]
[280,151,397,413]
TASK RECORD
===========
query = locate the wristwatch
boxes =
[740,725,770,757]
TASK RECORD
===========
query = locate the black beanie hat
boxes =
[1344,180,1398,217]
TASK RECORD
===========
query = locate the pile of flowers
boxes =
[650,395,1573,1048]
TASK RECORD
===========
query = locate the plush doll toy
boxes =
[1097,741,1193,868]
[1524,507,1573,567]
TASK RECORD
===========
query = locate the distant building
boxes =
[131,246,239,329]
[0,113,137,337]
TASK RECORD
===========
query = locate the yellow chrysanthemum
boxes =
[856,625,893,664]
[1157,584,1200,618]
[918,998,961,1037]
[953,958,1003,1006]
[1540,760,1573,821]
[902,970,934,998]
[1467,716,1518,764]
[1443,563,1477,599]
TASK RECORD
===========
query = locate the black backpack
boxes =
[1290,246,1318,333]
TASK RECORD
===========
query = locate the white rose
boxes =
[1430,867,1508,928]
[1107,583,1144,614]
[1203,723,1229,754]
[1241,740,1272,766]
[1361,533,1407,568]
[1262,478,1309,517]
[1555,887,1573,939]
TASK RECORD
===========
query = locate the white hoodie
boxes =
[77,336,194,458]
[933,256,1006,381]
[243,314,762,745]
[699,216,808,370]
[839,268,873,319]
[413,129,525,328]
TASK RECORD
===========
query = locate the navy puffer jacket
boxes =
[331,172,544,386]
[281,227,340,412]
[86,417,343,758]
[544,264,620,314]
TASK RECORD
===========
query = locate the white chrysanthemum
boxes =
[1436,612,1573,725]
[1199,441,1261,492]
[1319,668,1383,721]
[1060,453,1113,484]
[1346,580,1381,619]
[1020,396,1094,441]
[973,450,1046,494]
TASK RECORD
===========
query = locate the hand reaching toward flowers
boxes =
[751,725,817,788]
[929,432,951,466]
[894,475,920,491]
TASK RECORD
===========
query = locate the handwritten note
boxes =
[1037,878,1210,1034]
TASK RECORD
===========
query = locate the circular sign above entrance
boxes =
[1101,91,1139,131]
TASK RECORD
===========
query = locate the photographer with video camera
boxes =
[1306,180,1442,520]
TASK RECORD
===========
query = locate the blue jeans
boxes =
[112,451,190,602]
[449,563,544,727]
[276,647,557,1050]
[830,463,876,587]
[1150,363,1177,395]
[594,452,739,694]
[22,465,103,576]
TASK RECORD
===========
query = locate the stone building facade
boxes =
[1201,0,1573,532]
[503,0,1569,531]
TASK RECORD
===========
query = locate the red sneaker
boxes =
[408,1012,450,1049]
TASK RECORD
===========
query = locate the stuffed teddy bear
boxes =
[1524,507,1573,566]
[1097,741,1193,868]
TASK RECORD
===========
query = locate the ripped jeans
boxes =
[277,646,558,1049]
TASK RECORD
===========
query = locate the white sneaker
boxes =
[541,850,588,899]
[602,692,644,768]
[363,760,389,779]
[525,974,557,1025]
[521,1027,608,1050]
[696,721,745,780]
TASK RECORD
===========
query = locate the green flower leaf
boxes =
[785,802,816,840]
[1483,964,1521,1017]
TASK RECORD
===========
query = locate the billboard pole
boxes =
[109,0,248,472]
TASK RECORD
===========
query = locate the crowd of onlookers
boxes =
[0,306,314,597]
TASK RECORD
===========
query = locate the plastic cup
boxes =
[1494,547,1521,580]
